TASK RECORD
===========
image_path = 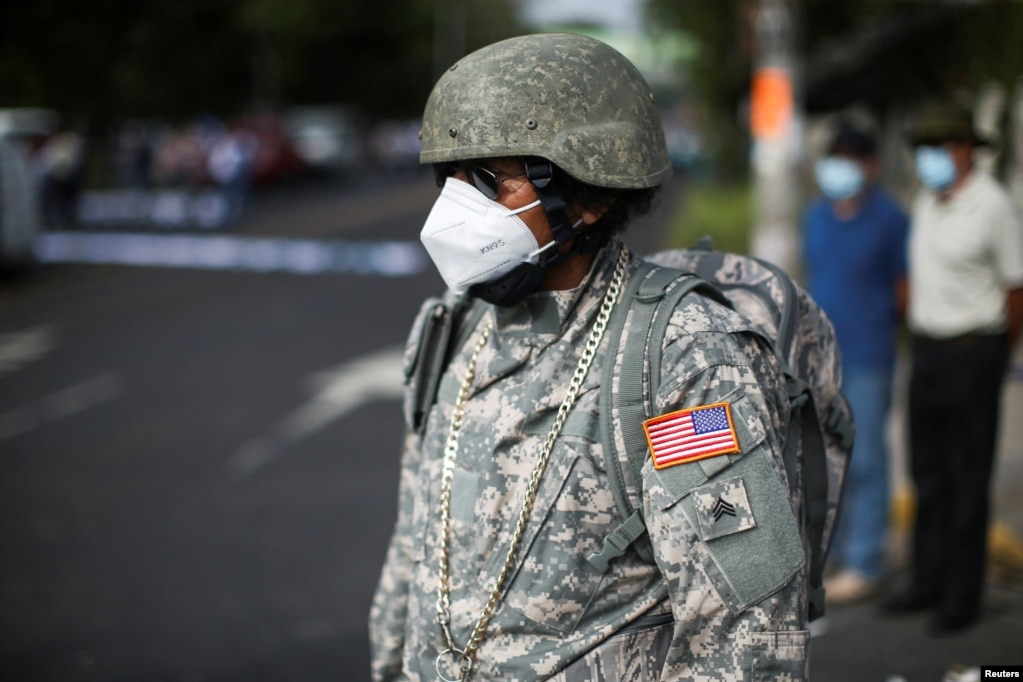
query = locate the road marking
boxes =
[229,346,404,477]
[34,232,428,277]
[0,325,56,378]
[0,372,122,442]
[72,177,438,236]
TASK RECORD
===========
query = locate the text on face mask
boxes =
[480,240,506,255]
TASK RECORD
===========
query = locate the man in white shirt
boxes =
[880,98,1023,635]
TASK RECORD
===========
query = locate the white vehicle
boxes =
[282,105,366,175]
[0,108,56,270]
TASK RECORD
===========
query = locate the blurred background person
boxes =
[207,122,258,226]
[880,98,1023,635]
[113,119,154,189]
[802,117,910,606]
[37,123,86,229]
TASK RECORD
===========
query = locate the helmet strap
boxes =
[525,160,577,246]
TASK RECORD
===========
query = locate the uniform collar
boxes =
[491,239,627,339]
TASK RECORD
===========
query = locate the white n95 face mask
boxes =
[420,177,548,293]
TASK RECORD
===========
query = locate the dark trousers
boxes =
[907,332,1009,619]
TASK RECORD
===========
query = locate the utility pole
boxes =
[1012,76,1023,211]
[749,0,801,274]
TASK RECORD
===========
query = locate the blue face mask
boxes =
[814,156,865,201]
[915,146,957,191]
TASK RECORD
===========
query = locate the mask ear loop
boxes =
[505,198,543,217]
[526,239,558,263]
[525,217,583,262]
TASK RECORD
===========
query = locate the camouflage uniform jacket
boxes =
[370,240,810,681]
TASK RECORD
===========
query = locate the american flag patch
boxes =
[644,402,741,470]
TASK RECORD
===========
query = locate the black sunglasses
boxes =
[434,163,528,200]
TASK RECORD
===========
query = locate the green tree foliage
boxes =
[645,0,754,180]
[0,0,254,125]
[799,0,1023,115]
[646,0,1023,179]
[0,0,524,129]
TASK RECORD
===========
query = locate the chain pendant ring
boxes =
[435,647,472,682]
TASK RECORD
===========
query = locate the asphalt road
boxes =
[2,172,1021,681]
[0,174,445,682]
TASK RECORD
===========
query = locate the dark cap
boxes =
[828,119,877,158]
[908,99,989,147]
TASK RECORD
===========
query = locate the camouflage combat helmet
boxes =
[420,33,672,189]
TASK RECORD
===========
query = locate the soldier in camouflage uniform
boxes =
[370,33,810,680]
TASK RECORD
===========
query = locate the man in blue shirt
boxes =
[803,119,909,605]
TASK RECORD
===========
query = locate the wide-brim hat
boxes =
[908,99,990,147]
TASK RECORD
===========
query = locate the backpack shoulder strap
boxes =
[688,237,833,619]
[588,262,727,572]
[782,374,831,621]
[410,294,487,434]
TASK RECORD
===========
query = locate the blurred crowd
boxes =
[0,97,717,240]
[109,109,425,194]
[104,116,261,229]
[0,106,428,235]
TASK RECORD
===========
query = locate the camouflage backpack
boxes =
[410,238,855,622]
[585,237,854,621]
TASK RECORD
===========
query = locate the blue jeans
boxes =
[831,366,893,579]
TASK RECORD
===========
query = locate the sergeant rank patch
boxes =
[643,402,741,469]
[692,476,755,540]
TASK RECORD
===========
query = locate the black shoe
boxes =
[878,590,939,615]
[926,611,978,637]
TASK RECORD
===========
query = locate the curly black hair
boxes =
[542,158,661,237]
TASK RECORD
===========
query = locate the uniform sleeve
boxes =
[641,323,810,680]
[368,428,421,682]
[368,301,437,681]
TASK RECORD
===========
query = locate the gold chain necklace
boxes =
[434,248,628,681]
